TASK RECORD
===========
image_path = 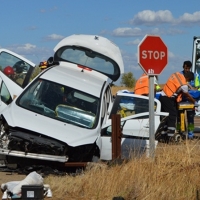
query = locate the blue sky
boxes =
[1,0,200,84]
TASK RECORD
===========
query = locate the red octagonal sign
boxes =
[138,35,168,75]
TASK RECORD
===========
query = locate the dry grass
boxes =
[44,86,199,200]
[44,140,200,200]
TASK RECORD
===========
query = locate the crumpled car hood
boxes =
[2,102,99,147]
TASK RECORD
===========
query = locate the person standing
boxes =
[134,73,161,96]
[134,72,161,114]
[180,61,199,139]
[159,71,195,140]
[180,60,200,89]
[39,61,48,71]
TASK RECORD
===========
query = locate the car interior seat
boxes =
[41,85,63,110]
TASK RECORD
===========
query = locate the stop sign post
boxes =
[138,35,168,158]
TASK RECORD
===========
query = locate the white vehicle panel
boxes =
[2,100,99,147]
[0,72,22,98]
[41,65,105,97]
[101,137,158,160]
[100,92,169,160]
[0,49,36,114]
[54,34,124,75]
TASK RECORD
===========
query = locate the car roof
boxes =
[40,64,106,97]
[53,34,124,82]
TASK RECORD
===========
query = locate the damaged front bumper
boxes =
[0,148,69,162]
[0,126,97,165]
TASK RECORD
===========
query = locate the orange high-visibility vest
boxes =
[163,72,187,102]
[134,73,149,95]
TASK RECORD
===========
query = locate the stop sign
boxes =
[138,35,168,75]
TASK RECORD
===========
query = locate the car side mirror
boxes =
[47,57,54,66]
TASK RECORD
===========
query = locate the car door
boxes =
[100,93,168,160]
[100,112,151,160]
[0,49,36,112]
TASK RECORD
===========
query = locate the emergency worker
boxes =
[3,66,15,80]
[179,61,198,139]
[134,73,161,114]
[181,71,196,139]
[39,61,48,71]
[181,61,199,138]
[13,61,27,86]
[134,73,161,96]
[180,60,200,90]
[159,72,195,140]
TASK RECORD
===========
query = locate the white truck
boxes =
[191,36,200,115]
[191,36,200,74]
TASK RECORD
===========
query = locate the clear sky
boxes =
[1,0,200,84]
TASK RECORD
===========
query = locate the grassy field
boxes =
[41,86,200,200]
[44,140,200,200]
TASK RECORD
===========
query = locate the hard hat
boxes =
[3,66,15,76]
[39,61,48,69]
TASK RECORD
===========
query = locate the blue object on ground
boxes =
[188,131,194,139]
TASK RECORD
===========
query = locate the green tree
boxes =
[120,72,136,87]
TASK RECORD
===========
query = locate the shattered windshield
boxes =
[17,79,99,129]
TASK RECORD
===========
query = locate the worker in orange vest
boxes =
[159,71,195,141]
[39,61,48,71]
[134,73,161,96]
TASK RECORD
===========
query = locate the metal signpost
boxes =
[138,35,168,158]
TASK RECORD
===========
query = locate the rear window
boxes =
[54,46,120,81]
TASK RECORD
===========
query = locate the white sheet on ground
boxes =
[1,171,43,196]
